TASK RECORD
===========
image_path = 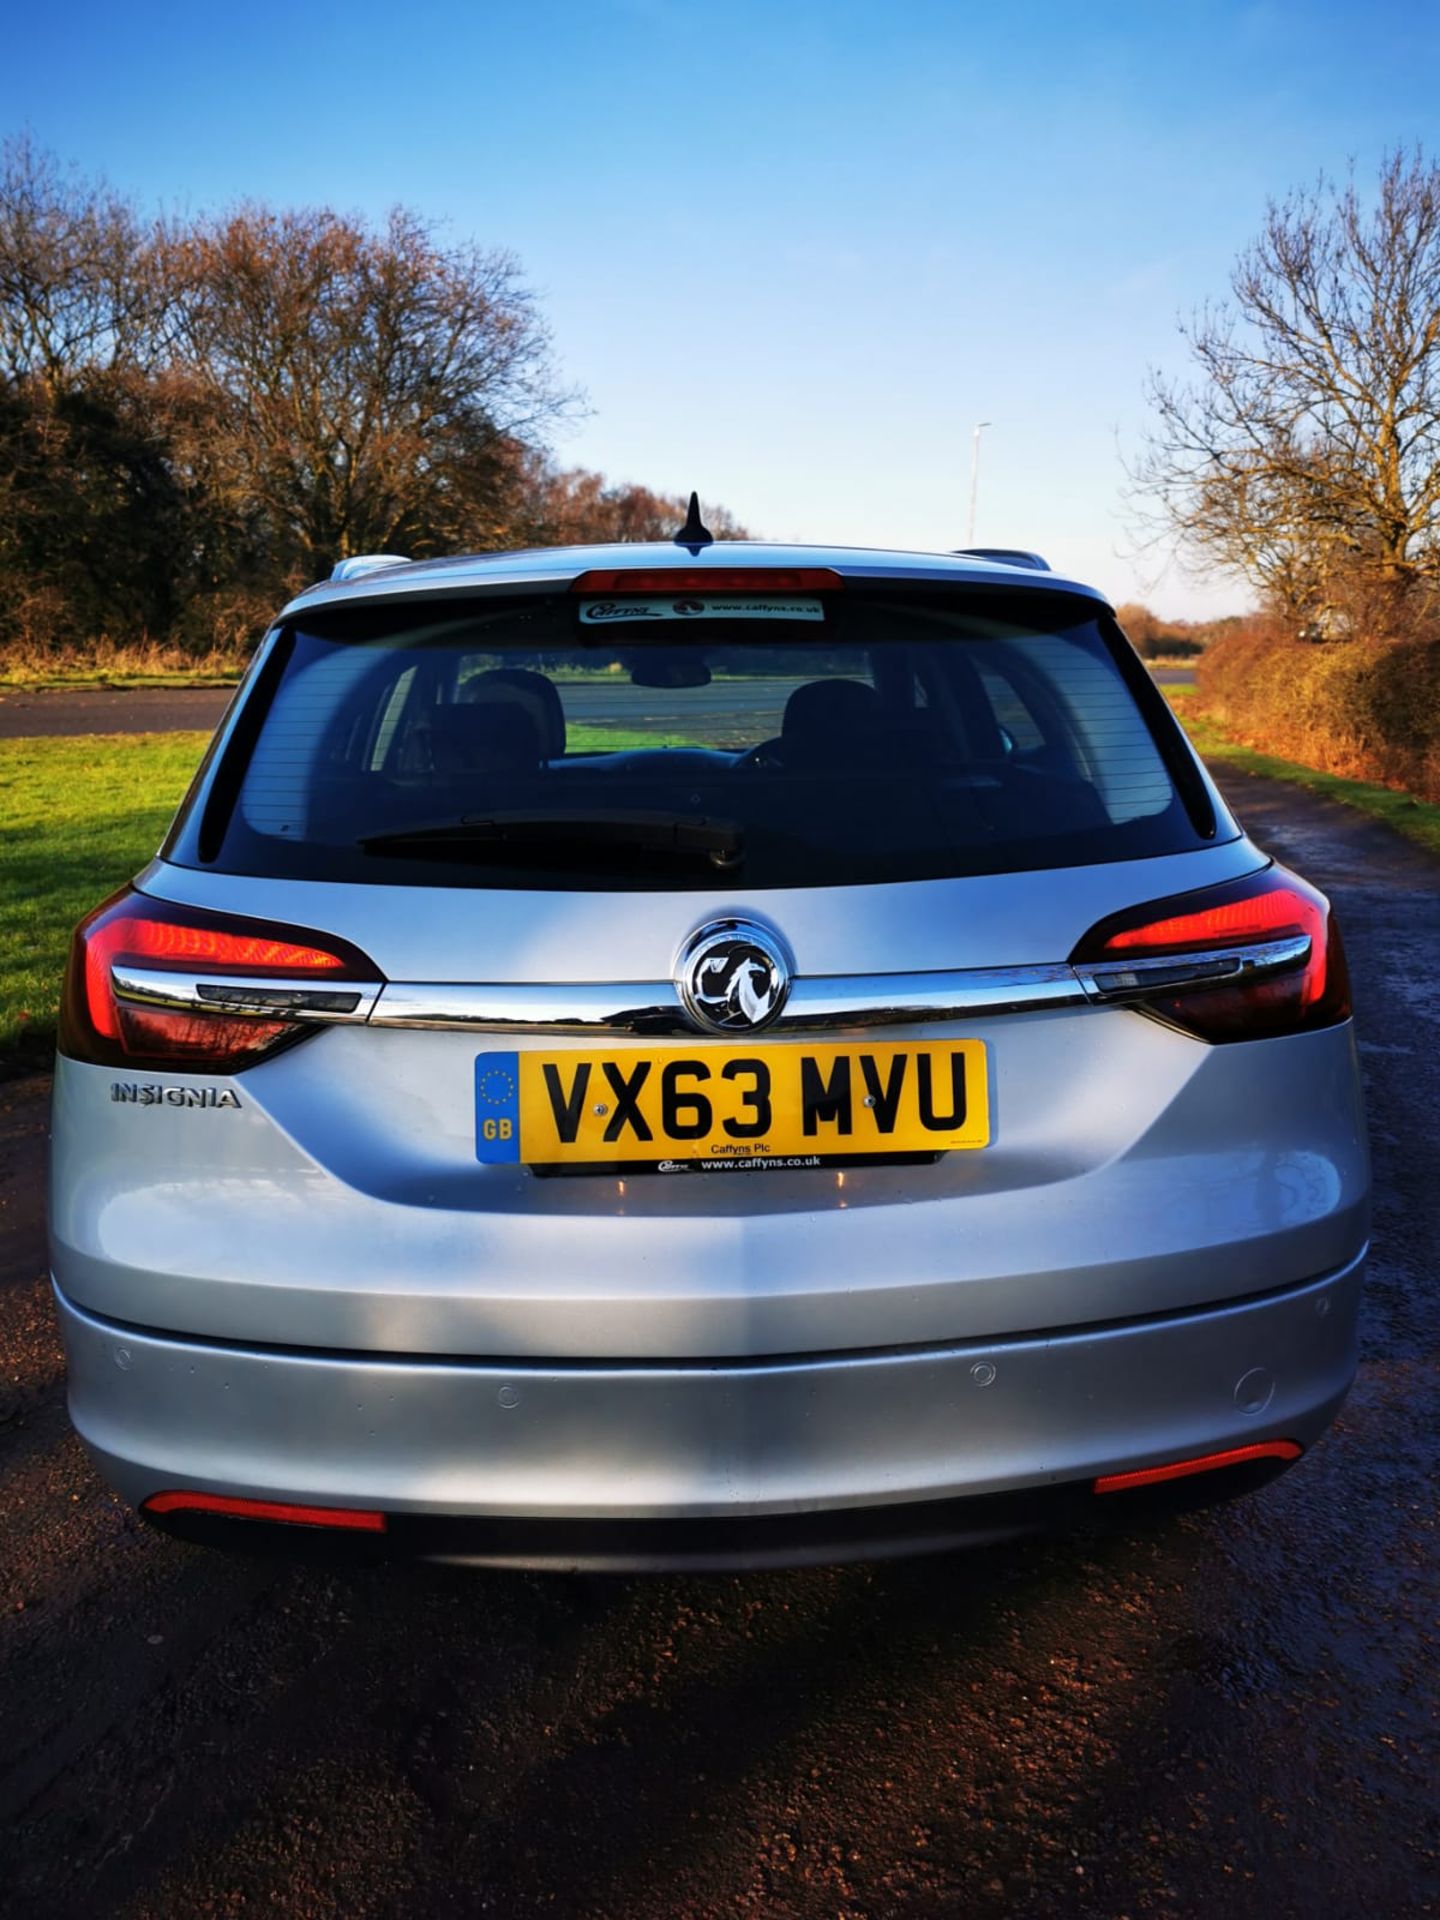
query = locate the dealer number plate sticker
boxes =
[475,1041,989,1173]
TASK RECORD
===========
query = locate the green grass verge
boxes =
[1167,687,1440,857]
[0,724,705,1072]
[0,672,240,691]
[564,725,703,751]
[1,732,211,1072]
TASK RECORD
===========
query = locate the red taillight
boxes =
[143,1491,386,1532]
[570,566,844,595]
[59,886,381,1073]
[1071,866,1351,1042]
[1093,1440,1301,1494]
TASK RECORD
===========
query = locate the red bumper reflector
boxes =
[1093,1440,1302,1495]
[143,1491,387,1532]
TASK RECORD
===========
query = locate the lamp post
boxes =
[967,420,992,545]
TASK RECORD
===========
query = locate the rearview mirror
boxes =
[627,652,712,690]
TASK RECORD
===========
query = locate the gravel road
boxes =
[0,765,1434,1919]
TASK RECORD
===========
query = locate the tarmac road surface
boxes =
[0,763,1434,1919]
[0,666,1198,740]
[0,685,235,739]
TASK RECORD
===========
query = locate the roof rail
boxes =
[951,547,1050,572]
[330,553,412,583]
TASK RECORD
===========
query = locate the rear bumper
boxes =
[55,1249,1364,1568]
[136,1466,1305,1571]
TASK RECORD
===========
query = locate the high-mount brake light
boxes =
[59,887,383,1074]
[570,567,845,595]
[143,1491,387,1532]
[1071,866,1350,1042]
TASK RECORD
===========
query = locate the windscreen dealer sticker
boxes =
[578,597,825,623]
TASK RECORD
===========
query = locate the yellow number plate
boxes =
[474,1041,989,1170]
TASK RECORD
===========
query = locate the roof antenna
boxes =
[673,491,714,552]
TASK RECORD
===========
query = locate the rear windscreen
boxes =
[167,589,1217,890]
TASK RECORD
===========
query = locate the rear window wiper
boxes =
[358,808,745,865]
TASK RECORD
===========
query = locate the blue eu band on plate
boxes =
[474,1052,522,1163]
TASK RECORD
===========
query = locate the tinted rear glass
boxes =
[169,589,1214,890]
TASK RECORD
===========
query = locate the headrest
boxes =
[460,668,566,758]
[782,678,880,747]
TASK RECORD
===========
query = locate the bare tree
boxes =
[1136,149,1440,622]
[0,135,160,389]
[0,145,758,661]
[165,205,576,576]
[0,141,184,649]
[523,463,752,545]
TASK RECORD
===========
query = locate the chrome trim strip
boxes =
[783,966,1087,1027]
[110,965,382,1023]
[368,935,1311,1037]
[111,935,1312,1039]
[371,981,693,1036]
[368,965,1090,1036]
[1073,934,1310,1002]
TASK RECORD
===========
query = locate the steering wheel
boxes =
[734,736,785,770]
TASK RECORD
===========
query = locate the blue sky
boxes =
[4,0,1437,614]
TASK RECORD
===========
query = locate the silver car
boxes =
[48,524,1369,1568]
